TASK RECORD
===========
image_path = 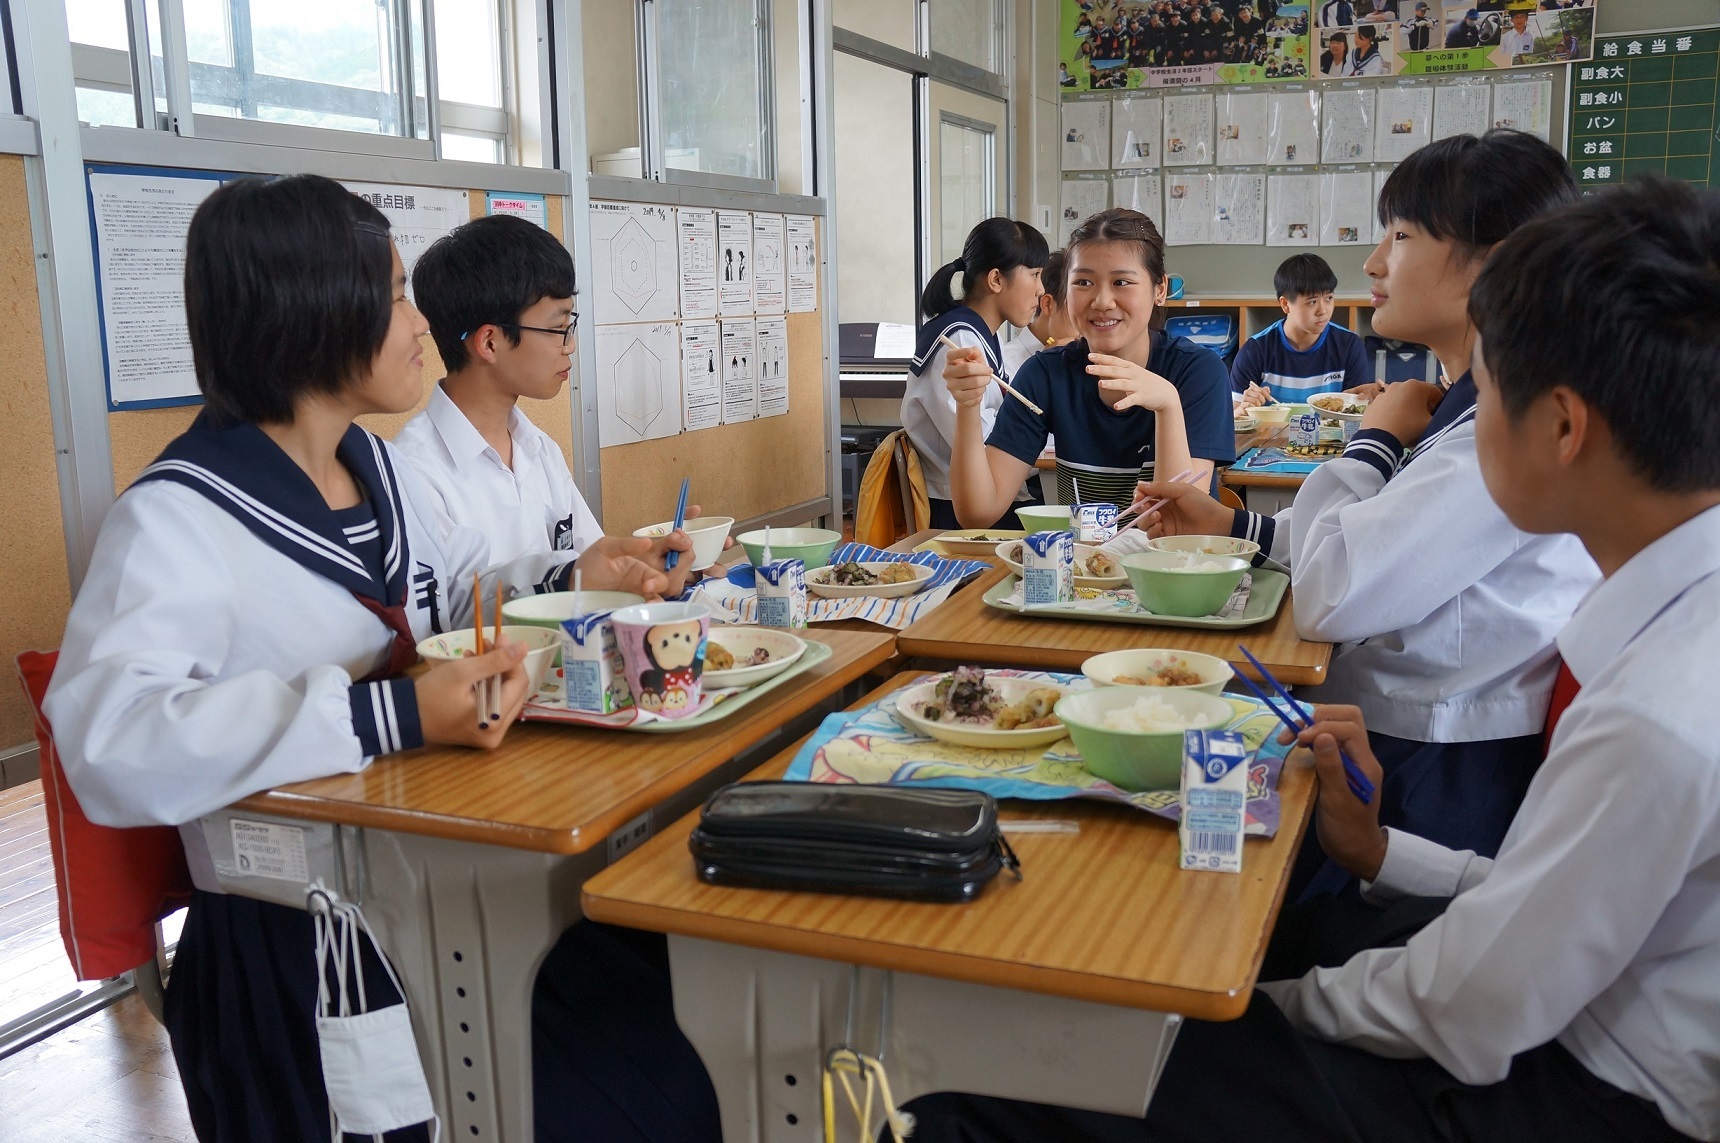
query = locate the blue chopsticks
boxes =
[665,477,690,572]
[1235,644,1375,804]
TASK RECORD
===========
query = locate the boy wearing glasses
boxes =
[398,214,607,580]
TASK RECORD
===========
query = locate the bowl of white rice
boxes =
[1054,687,1236,791]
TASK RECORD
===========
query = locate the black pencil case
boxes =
[688,781,1021,903]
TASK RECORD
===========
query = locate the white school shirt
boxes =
[1000,327,1046,379]
[42,427,568,888]
[1260,503,1720,1141]
[901,328,1008,503]
[1499,27,1536,57]
[395,383,604,567]
[1236,380,1599,740]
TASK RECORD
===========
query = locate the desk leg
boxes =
[669,937,1180,1143]
[358,831,603,1143]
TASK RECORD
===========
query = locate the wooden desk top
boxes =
[1224,422,1315,490]
[896,565,1329,685]
[582,672,1317,1020]
[232,630,899,855]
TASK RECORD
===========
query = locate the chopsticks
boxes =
[664,476,690,573]
[1234,644,1374,804]
[1118,467,1198,528]
[936,333,1045,416]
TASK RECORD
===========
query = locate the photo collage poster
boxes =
[1059,0,1593,91]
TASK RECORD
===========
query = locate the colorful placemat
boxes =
[781,670,1294,836]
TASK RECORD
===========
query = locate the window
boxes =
[652,0,772,184]
[833,0,918,52]
[939,115,993,263]
[929,0,1002,74]
[64,0,514,162]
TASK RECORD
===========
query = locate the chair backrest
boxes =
[16,650,192,982]
[1218,485,1246,511]
[854,430,930,547]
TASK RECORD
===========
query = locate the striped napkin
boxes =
[685,542,990,630]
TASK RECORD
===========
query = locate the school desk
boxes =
[193,629,898,1142]
[895,564,1330,685]
[1225,422,1316,515]
[581,671,1318,1143]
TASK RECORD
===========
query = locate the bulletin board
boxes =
[1567,25,1718,191]
[107,192,574,491]
[0,155,74,750]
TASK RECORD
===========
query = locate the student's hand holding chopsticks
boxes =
[416,639,531,749]
[942,345,996,412]
[574,536,672,599]
[1088,353,1179,413]
[1278,704,1389,883]
[1241,383,1273,409]
[1360,379,1443,447]
[1130,478,1238,537]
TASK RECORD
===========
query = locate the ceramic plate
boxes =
[927,529,1027,558]
[889,675,1071,749]
[994,540,1129,590]
[702,627,808,689]
[806,561,936,599]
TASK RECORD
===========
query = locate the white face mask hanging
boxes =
[312,890,441,1143]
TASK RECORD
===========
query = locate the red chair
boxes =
[15,650,192,1019]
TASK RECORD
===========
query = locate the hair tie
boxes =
[952,256,967,272]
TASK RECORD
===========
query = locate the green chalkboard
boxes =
[1568,26,1719,190]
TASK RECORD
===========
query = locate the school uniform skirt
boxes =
[164,892,719,1143]
[928,476,1045,531]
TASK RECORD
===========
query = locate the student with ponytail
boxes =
[902,217,1050,529]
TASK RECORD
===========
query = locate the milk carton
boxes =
[1072,501,1119,544]
[1021,530,1074,606]
[1179,728,1249,873]
[558,612,634,713]
[1288,408,1320,451]
[756,558,808,628]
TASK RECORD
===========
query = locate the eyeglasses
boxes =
[460,312,580,349]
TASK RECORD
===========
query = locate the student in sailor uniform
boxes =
[1139,132,1601,902]
[903,216,1049,530]
[43,176,718,1142]
[898,171,1720,1143]
[945,208,1234,523]
[397,216,706,588]
[1346,23,1389,74]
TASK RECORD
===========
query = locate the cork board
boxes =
[599,306,828,535]
[108,190,575,491]
[0,156,74,748]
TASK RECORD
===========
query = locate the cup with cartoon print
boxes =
[609,602,712,719]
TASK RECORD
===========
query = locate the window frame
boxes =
[66,0,522,165]
[635,0,778,194]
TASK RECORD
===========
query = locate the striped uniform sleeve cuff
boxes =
[1230,507,1275,567]
[539,561,576,594]
[1341,428,1406,482]
[349,677,423,758]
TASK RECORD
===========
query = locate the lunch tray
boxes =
[520,637,832,732]
[981,570,1288,630]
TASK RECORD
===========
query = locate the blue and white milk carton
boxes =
[1072,501,1119,544]
[756,558,808,628]
[559,611,634,713]
[1179,728,1249,873]
[1288,408,1321,451]
[1021,530,1074,606]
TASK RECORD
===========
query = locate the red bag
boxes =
[15,650,192,981]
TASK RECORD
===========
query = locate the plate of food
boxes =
[702,627,807,689]
[1309,394,1369,422]
[995,540,1129,589]
[1234,415,1258,433]
[806,560,935,599]
[929,528,1027,557]
[889,666,1071,749]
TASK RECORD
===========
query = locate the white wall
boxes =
[833,52,918,325]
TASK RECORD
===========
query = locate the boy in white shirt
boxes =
[900,176,1719,1143]
[398,215,700,592]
